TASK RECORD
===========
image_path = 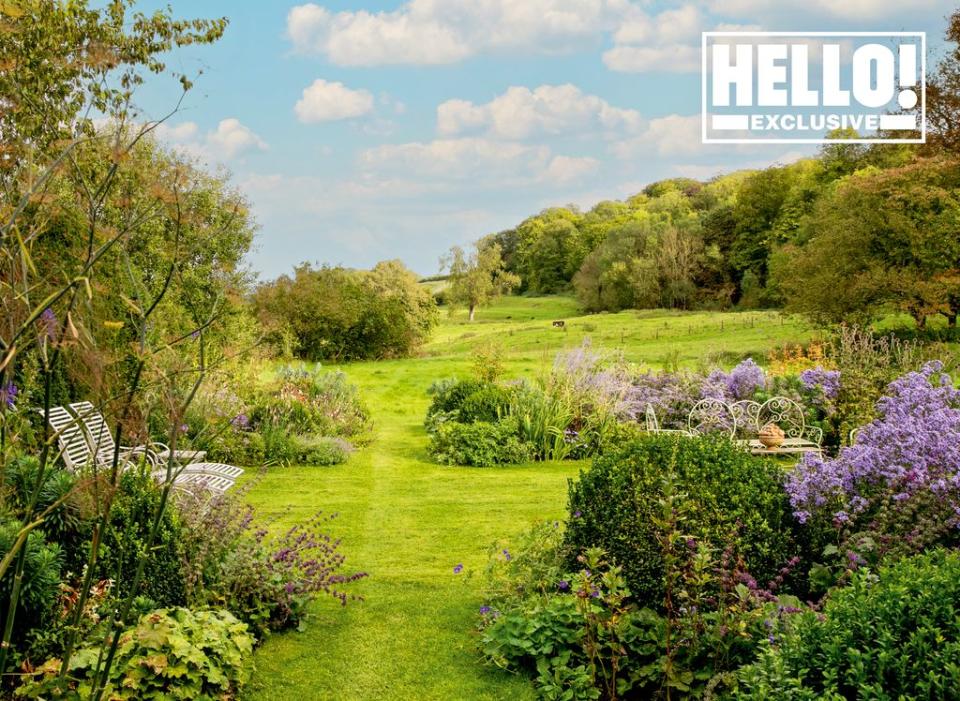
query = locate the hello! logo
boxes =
[702,32,926,143]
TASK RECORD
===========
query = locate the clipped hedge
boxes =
[564,434,798,606]
[737,549,960,699]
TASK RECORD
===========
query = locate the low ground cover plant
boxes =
[16,607,255,700]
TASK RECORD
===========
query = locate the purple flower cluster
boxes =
[552,340,635,419]
[230,413,251,431]
[625,371,703,429]
[799,366,841,400]
[625,359,767,429]
[786,361,960,524]
[0,382,18,409]
[707,358,768,401]
[39,308,58,341]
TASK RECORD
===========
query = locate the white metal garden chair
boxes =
[732,396,824,457]
[758,397,823,448]
[644,404,692,435]
[687,398,737,438]
[44,403,240,492]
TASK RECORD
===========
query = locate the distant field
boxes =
[428,295,816,374]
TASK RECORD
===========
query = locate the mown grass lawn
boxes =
[242,297,814,700]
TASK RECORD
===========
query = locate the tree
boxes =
[926,8,960,154]
[776,158,960,326]
[251,261,437,360]
[0,0,226,163]
[442,241,519,321]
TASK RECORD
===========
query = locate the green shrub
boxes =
[481,521,570,610]
[96,468,187,607]
[290,435,355,466]
[737,549,960,700]
[565,434,798,606]
[428,417,533,467]
[16,607,254,700]
[425,378,487,422]
[207,428,266,466]
[509,383,577,461]
[0,518,62,646]
[252,366,370,437]
[458,384,514,424]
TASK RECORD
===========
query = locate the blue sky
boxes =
[131,0,953,279]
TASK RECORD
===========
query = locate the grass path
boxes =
[243,298,817,698]
[243,357,581,700]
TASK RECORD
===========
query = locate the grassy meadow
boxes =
[242,296,815,700]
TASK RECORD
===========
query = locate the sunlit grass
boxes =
[243,296,815,699]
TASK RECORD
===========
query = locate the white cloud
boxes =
[358,137,599,185]
[613,114,704,158]
[437,84,643,139]
[295,79,375,123]
[705,0,943,22]
[155,122,198,142]
[206,118,268,158]
[603,44,701,73]
[545,155,600,183]
[603,4,763,73]
[359,137,552,179]
[286,0,628,66]
[155,118,267,162]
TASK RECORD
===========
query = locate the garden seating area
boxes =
[45,402,243,493]
[647,395,825,456]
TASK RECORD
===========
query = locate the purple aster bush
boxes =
[799,366,840,401]
[550,340,635,420]
[786,362,960,543]
[720,358,768,400]
[625,370,704,430]
[625,358,768,431]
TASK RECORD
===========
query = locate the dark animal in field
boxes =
[552,320,565,328]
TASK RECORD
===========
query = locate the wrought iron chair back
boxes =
[687,398,736,438]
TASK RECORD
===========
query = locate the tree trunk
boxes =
[468,304,476,322]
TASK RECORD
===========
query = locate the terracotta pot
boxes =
[758,423,785,449]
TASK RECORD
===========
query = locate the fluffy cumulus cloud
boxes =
[437,84,643,139]
[206,119,269,158]
[603,5,761,73]
[612,114,704,158]
[286,0,628,66]
[155,118,267,161]
[544,155,601,183]
[287,0,946,71]
[358,137,597,185]
[295,79,375,123]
